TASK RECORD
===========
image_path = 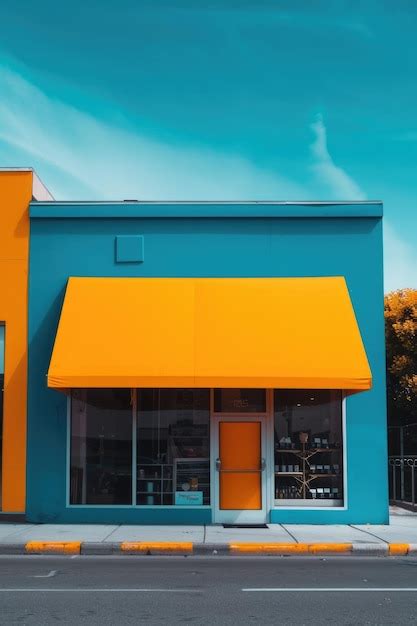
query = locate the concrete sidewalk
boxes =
[0,507,416,556]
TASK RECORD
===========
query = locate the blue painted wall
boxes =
[27,205,387,524]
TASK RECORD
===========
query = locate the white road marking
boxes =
[33,570,57,579]
[0,587,201,593]
[242,587,417,593]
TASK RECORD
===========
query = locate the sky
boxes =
[0,0,416,292]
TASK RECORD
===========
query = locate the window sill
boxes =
[66,504,212,509]
[274,499,344,508]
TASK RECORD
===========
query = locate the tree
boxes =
[385,289,417,427]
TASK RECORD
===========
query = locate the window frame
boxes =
[66,389,347,511]
[66,390,212,509]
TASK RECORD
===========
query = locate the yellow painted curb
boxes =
[230,543,310,554]
[309,543,352,554]
[389,543,409,556]
[230,542,352,555]
[120,542,193,554]
[25,541,81,555]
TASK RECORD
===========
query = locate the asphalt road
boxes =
[1,556,417,625]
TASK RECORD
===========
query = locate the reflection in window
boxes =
[70,389,132,504]
[137,389,210,506]
[0,325,4,510]
[274,390,344,506]
[214,389,266,413]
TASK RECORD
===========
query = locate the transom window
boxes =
[213,389,266,413]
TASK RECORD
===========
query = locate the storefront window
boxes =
[137,389,210,505]
[274,390,344,506]
[214,389,266,413]
[0,325,4,510]
[70,388,210,507]
[70,389,132,505]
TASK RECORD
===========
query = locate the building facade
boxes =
[0,170,388,524]
[0,170,52,515]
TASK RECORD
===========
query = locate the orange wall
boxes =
[0,171,32,512]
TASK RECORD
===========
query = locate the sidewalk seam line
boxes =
[280,524,298,544]
[349,524,389,545]
[101,525,121,543]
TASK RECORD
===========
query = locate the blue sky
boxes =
[0,1,416,291]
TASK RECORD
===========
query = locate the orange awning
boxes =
[47,276,372,391]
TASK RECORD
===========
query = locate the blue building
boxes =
[25,199,388,525]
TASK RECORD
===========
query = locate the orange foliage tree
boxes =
[385,289,417,426]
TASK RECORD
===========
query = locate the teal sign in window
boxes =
[175,491,203,506]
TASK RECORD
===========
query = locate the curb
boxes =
[193,543,230,556]
[351,543,388,556]
[25,541,81,555]
[0,542,415,556]
[230,542,352,555]
[81,542,121,555]
[120,542,193,555]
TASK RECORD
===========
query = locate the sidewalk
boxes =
[0,507,416,556]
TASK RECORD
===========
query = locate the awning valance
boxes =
[47,277,372,391]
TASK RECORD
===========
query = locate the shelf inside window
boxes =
[275,472,303,476]
[275,448,340,454]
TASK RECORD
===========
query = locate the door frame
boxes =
[211,412,272,524]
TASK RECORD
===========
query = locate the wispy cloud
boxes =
[310,114,366,200]
[384,222,417,292]
[310,115,416,292]
[0,64,308,201]
[0,65,414,292]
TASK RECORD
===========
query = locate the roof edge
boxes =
[30,201,383,219]
[30,199,382,205]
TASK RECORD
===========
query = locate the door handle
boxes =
[261,458,266,471]
[216,458,221,472]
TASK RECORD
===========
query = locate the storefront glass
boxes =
[137,389,210,506]
[274,390,344,506]
[70,389,132,504]
[70,388,210,506]
[70,387,344,509]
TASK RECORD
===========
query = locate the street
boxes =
[1,556,417,625]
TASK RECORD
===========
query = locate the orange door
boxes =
[219,421,262,510]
